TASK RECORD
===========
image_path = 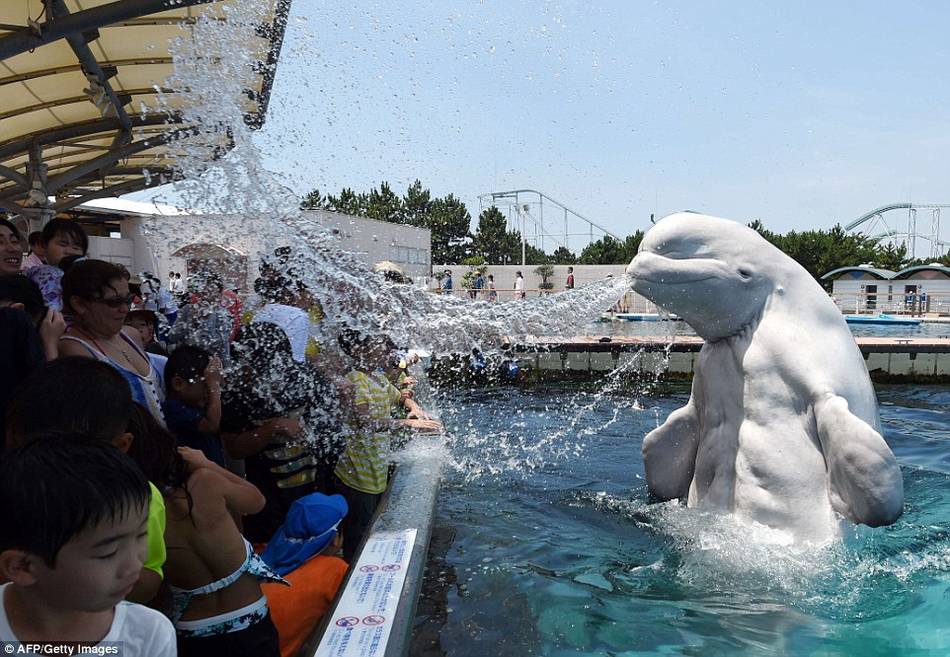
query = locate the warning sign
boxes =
[313,528,417,657]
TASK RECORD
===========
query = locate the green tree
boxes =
[325,187,363,215]
[401,180,431,228]
[364,181,402,224]
[749,220,913,282]
[578,235,627,264]
[534,263,554,291]
[473,206,518,263]
[622,231,645,261]
[300,188,328,210]
[551,246,576,264]
[524,242,550,265]
[875,242,908,271]
[429,194,473,264]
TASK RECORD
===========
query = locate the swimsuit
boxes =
[169,538,288,637]
[61,330,166,424]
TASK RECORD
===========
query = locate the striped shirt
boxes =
[334,370,401,494]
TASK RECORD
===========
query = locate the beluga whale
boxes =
[626,212,903,542]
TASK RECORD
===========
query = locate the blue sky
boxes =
[154,1,950,242]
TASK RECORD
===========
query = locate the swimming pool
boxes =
[413,384,950,656]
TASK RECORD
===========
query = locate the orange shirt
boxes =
[262,555,348,657]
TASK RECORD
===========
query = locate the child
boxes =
[163,345,225,467]
[24,218,88,311]
[20,231,44,271]
[126,309,168,355]
[6,358,167,604]
[0,437,175,655]
[261,493,349,657]
[333,330,441,560]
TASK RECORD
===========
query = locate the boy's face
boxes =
[173,374,208,407]
[44,231,84,266]
[30,502,148,612]
[126,317,154,343]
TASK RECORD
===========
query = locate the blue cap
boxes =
[261,493,348,575]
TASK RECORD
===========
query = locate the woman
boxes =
[0,219,24,276]
[127,403,283,657]
[58,259,167,424]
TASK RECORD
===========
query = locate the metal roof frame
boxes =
[0,0,291,224]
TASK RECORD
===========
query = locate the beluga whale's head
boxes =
[627,212,783,341]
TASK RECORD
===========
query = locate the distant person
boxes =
[168,271,177,291]
[514,271,525,299]
[21,231,44,271]
[169,270,232,363]
[0,438,176,655]
[920,290,928,314]
[566,266,575,290]
[487,274,497,302]
[441,270,453,295]
[474,271,485,299]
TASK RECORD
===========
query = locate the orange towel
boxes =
[262,555,348,657]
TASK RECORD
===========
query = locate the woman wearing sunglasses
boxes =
[59,259,167,425]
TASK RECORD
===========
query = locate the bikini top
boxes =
[168,537,288,623]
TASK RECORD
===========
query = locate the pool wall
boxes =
[433,336,950,383]
[302,437,446,657]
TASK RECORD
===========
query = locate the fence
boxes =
[428,287,950,317]
[429,286,654,312]
[831,291,950,316]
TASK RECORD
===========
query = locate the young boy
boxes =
[333,331,441,561]
[23,219,88,311]
[126,309,168,356]
[163,345,226,467]
[6,358,167,604]
[0,437,175,655]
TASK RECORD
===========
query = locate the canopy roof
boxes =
[0,0,290,220]
[892,264,950,280]
[820,266,896,281]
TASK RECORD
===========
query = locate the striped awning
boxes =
[0,0,290,220]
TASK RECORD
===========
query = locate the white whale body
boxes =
[626,212,903,542]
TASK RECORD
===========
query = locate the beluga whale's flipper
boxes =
[814,393,904,527]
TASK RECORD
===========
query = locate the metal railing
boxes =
[830,291,949,316]
[429,286,653,312]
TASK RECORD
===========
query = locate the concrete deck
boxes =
[504,336,950,381]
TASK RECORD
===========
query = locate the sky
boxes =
[144,1,950,248]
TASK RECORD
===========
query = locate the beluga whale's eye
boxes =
[737,268,752,280]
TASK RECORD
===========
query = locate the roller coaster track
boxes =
[846,202,950,259]
[844,203,913,232]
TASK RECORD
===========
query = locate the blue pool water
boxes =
[422,384,950,656]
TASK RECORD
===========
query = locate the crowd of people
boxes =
[439,266,577,300]
[0,217,444,656]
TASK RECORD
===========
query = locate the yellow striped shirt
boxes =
[334,370,401,494]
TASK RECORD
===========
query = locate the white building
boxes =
[821,263,950,315]
[55,199,431,290]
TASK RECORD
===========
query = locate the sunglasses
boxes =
[91,293,135,308]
